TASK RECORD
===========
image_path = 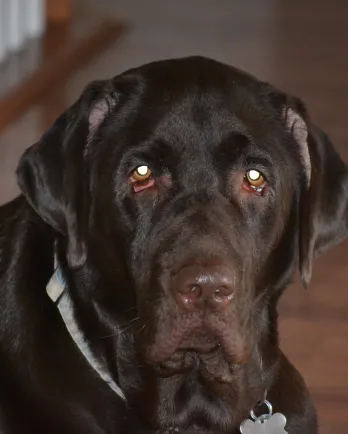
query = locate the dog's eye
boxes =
[246,169,264,187]
[130,165,155,193]
[132,165,152,182]
[244,169,266,194]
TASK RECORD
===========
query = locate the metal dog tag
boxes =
[240,400,288,434]
[240,413,288,434]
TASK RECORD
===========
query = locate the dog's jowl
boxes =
[0,57,347,434]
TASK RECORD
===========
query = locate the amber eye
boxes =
[245,169,265,188]
[131,165,152,182]
[130,165,155,193]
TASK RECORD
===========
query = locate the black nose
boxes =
[172,264,235,311]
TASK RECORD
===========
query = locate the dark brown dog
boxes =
[0,57,346,433]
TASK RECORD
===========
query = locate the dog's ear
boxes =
[281,95,348,287]
[16,80,116,268]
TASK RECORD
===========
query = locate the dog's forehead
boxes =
[152,98,249,153]
[102,57,290,169]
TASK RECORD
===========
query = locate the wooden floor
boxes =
[0,1,347,432]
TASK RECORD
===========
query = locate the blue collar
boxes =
[46,264,126,400]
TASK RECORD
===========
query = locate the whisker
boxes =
[124,316,141,326]
[123,305,138,314]
[98,316,140,339]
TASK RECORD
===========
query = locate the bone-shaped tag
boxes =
[240,413,288,434]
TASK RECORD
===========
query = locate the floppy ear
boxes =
[282,96,348,287]
[16,80,116,268]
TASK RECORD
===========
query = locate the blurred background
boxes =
[0,0,347,432]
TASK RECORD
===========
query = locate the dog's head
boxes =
[17,57,348,429]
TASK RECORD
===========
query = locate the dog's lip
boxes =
[179,343,220,354]
[143,329,222,364]
[178,336,220,354]
[174,343,221,359]
[141,315,248,365]
[155,350,198,376]
[155,345,222,377]
[144,329,248,366]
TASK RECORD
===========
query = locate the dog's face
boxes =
[16,57,348,430]
[99,62,305,379]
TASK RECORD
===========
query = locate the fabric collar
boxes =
[46,263,126,401]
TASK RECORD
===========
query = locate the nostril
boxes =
[212,286,234,306]
[179,284,200,295]
[178,284,202,303]
[214,286,234,297]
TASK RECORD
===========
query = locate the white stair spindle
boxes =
[0,0,7,63]
[7,0,25,52]
[26,0,46,39]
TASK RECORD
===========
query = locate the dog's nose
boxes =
[172,264,235,311]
